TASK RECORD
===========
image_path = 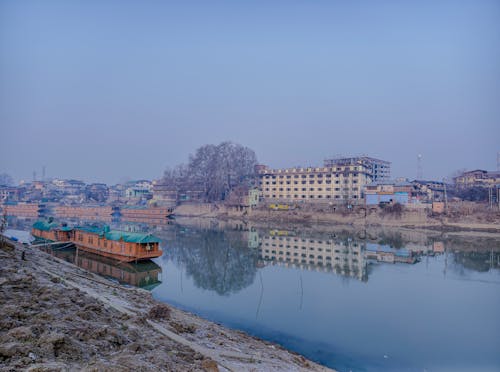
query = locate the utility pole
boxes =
[443,178,448,214]
[417,154,423,180]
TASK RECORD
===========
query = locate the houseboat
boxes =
[72,225,162,262]
[32,220,163,262]
[32,220,73,242]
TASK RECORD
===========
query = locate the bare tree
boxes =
[162,142,258,202]
[187,142,257,201]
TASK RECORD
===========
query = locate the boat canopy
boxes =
[32,220,72,231]
[74,225,160,244]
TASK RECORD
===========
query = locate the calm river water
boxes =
[13,217,500,371]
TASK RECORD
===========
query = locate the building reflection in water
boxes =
[41,246,162,290]
[259,230,368,281]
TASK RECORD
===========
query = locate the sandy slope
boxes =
[0,238,333,372]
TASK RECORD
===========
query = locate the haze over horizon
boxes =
[1,0,499,185]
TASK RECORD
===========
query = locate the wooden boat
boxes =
[72,225,162,262]
[32,220,73,242]
[32,220,163,262]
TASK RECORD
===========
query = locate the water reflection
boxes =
[16,215,500,371]
[258,230,368,281]
[155,219,500,294]
[41,246,162,289]
[162,227,259,295]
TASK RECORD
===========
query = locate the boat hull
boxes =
[74,242,162,262]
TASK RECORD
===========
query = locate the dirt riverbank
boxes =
[0,238,333,372]
[173,203,500,233]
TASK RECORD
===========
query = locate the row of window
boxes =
[263,244,358,253]
[265,187,358,192]
[261,166,362,176]
[262,249,359,262]
[262,194,359,199]
[262,172,362,180]
[262,180,359,185]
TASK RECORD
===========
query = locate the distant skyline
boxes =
[1,0,499,184]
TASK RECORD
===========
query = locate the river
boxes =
[10,217,500,371]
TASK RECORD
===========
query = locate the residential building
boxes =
[85,183,109,203]
[453,170,500,189]
[257,163,373,203]
[412,180,446,202]
[152,180,178,206]
[0,186,23,202]
[0,202,41,218]
[225,186,260,210]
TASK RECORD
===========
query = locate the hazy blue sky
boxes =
[1,0,499,184]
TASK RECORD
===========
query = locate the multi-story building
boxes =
[453,170,500,189]
[324,156,391,181]
[0,202,41,218]
[257,163,373,203]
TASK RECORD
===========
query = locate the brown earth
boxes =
[174,202,500,233]
[0,238,333,372]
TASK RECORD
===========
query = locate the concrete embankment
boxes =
[0,237,333,372]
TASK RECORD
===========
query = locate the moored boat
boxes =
[72,225,162,262]
[31,220,163,262]
[32,219,73,242]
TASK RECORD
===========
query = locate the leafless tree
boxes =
[163,142,257,202]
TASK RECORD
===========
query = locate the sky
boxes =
[1,0,499,184]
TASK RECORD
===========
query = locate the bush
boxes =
[148,304,171,320]
[380,202,404,218]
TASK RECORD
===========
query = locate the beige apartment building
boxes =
[259,232,367,281]
[257,163,372,203]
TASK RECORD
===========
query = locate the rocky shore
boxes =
[0,237,333,372]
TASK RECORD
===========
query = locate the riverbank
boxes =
[173,202,500,233]
[0,237,333,372]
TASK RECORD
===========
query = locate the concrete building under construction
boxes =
[324,156,391,181]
